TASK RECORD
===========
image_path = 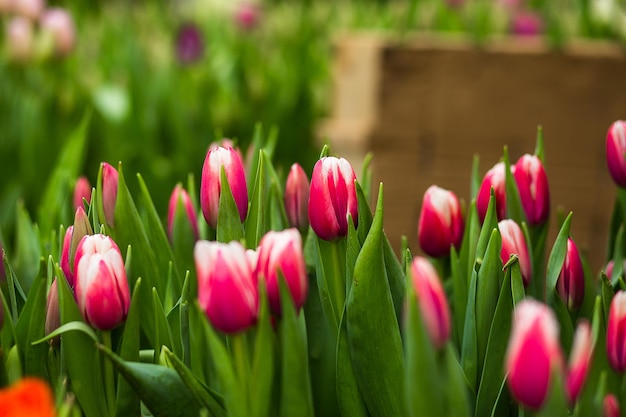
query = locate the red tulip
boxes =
[101,162,118,228]
[499,219,531,286]
[73,176,91,209]
[477,162,507,223]
[60,225,74,287]
[417,185,464,258]
[284,163,310,232]
[603,394,620,417]
[556,238,585,310]
[607,290,626,372]
[566,320,593,403]
[168,184,199,242]
[606,121,626,188]
[514,154,550,225]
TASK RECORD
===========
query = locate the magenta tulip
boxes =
[603,394,620,417]
[168,184,199,242]
[514,154,550,225]
[101,162,118,228]
[566,320,593,403]
[499,219,531,286]
[195,240,258,333]
[556,238,585,310]
[73,176,91,209]
[477,162,507,223]
[418,185,464,258]
[607,290,626,372]
[74,234,130,331]
[45,279,60,343]
[284,163,310,232]
[60,225,74,287]
[606,121,626,188]
[308,157,358,241]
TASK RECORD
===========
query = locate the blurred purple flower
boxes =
[511,11,543,36]
[176,22,204,64]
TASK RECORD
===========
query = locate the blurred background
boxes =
[1,0,626,270]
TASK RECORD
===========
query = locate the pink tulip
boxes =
[284,163,310,232]
[505,299,563,409]
[607,291,626,372]
[195,240,258,333]
[45,279,60,342]
[308,157,358,241]
[556,238,585,311]
[6,17,34,62]
[511,11,543,36]
[235,2,261,31]
[410,257,451,349]
[101,162,118,228]
[200,146,248,229]
[604,260,626,281]
[566,320,593,403]
[606,121,626,188]
[418,185,464,258]
[74,234,130,331]
[12,0,44,19]
[73,176,91,209]
[256,229,308,315]
[499,219,531,286]
[168,184,199,242]
[477,162,507,223]
[40,7,75,56]
[603,394,620,417]
[514,154,550,225]
[60,226,74,287]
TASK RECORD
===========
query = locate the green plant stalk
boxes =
[329,239,347,327]
[230,332,250,415]
[102,330,116,417]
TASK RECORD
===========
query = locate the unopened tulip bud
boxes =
[235,2,261,30]
[176,22,204,65]
[566,320,593,403]
[477,162,507,223]
[200,146,248,229]
[285,163,310,232]
[499,219,531,286]
[308,157,358,241]
[6,17,34,62]
[505,299,563,409]
[418,185,464,258]
[410,257,451,349]
[606,121,626,188]
[514,154,550,225]
[195,240,258,333]
[168,184,199,242]
[101,162,118,228]
[44,278,60,344]
[604,260,626,281]
[607,291,626,372]
[511,10,543,36]
[73,176,91,209]
[603,394,620,417]
[60,225,74,287]
[40,7,75,56]
[556,238,585,311]
[74,234,130,330]
[256,229,308,315]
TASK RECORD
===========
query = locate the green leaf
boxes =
[383,234,405,326]
[535,126,545,162]
[503,147,526,224]
[476,189,498,262]
[244,150,267,249]
[250,283,274,417]
[31,321,99,346]
[360,153,373,204]
[450,247,466,348]
[315,237,346,333]
[152,288,176,359]
[216,167,245,243]
[346,183,406,417]
[535,370,568,417]
[459,200,480,284]
[13,202,41,293]
[336,308,369,417]
[470,154,481,200]
[461,268,479,395]
[442,345,471,417]
[356,182,374,247]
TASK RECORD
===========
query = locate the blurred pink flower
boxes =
[40,7,75,56]
[511,11,543,36]
[176,22,204,64]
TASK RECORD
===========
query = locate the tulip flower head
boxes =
[308,156,358,241]
[514,154,550,225]
[74,234,130,331]
[566,320,593,403]
[168,184,199,242]
[603,394,620,417]
[505,299,563,409]
[499,219,531,286]
[73,176,91,209]
[6,17,34,62]
[410,257,451,349]
[285,163,310,232]
[511,10,543,36]
[235,2,261,31]
[200,145,248,229]
[607,290,626,372]
[195,240,258,333]
[176,22,204,64]
[40,7,75,56]
[0,378,56,417]
[606,121,626,188]
[45,279,60,344]
[417,185,464,258]
[477,162,507,223]
[101,162,119,228]
[12,0,44,20]
[60,225,74,287]
[256,229,308,315]
[556,238,585,311]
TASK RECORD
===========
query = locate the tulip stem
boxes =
[230,333,250,413]
[102,331,116,417]
[325,238,346,328]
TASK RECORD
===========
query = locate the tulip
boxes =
[11,0,44,19]
[499,219,531,286]
[256,229,308,315]
[477,162,507,223]
[607,290,626,372]
[606,121,626,188]
[235,2,261,31]
[556,238,585,310]
[176,22,204,64]
[74,234,130,331]
[73,176,91,209]
[505,299,563,409]
[200,146,248,229]
[514,154,550,225]
[168,184,199,242]
[0,378,56,417]
[566,320,593,403]
[40,7,75,56]
[603,394,620,417]
[284,163,310,232]
[511,10,543,36]
[604,260,626,281]
[101,162,119,228]
[44,279,60,343]
[417,185,464,258]
[5,17,34,62]
[308,156,358,241]
[195,240,258,333]
[410,257,451,349]
[60,225,74,287]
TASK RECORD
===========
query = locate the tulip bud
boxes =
[606,121,626,188]
[308,156,358,241]
[168,184,199,242]
[73,176,92,209]
[513,154,550,225]
[417,185,464,258]
[235,2,261,31]
[284,163,310,232]
[256,229,308,315]
[39,7,75,56]
[60,225,74,287]
[44,278,60,344]
[477,162,507,223]
[604,260,626,281]
[603,394,620,417]
[176,22,204,65]
[511,10,543,36]
[200,146,248,229]
[499,219,531,286]
[566,320,593,403]
[74,234,130,331]
[5,17,34,62]
[505,299,563,409]
[556,238,585,311]
[101,162,119,228]
[410,257,451,349]
[607,290,626,372]
[194,240,258,333]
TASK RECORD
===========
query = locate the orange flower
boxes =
[0,378,56,417]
